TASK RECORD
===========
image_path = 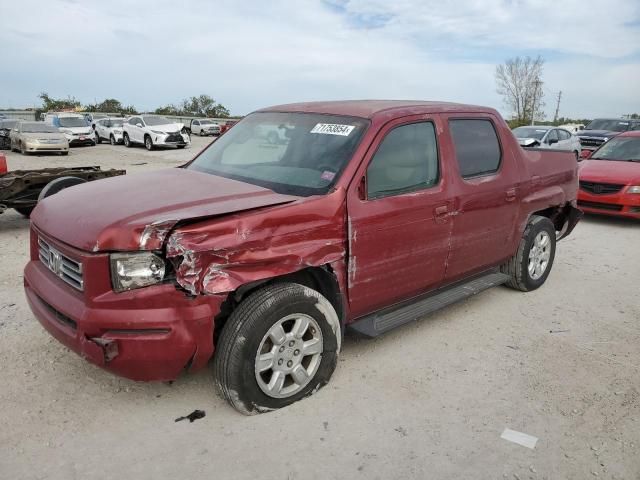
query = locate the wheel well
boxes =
[213,265,345,345]
[531,204,574,232]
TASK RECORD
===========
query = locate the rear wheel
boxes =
[501,215,556,292]
[214,283,341,415]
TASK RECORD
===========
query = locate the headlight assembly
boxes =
[627,186,640,194]
[151,130,166,135]
[110,252,166,292]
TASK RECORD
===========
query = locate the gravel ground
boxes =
[1,139,639,480]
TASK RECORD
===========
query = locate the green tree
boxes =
[37,92,81,115]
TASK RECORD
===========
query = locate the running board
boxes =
[348,272,510,338]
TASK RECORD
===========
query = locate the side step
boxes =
[348,271,510,338]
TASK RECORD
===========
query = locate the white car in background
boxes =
[122,115,190,150]
[94,117,125,145]
[558,124,585,134]
[44,113,95,147]
[190,118,221,136]
[512,125,582,159]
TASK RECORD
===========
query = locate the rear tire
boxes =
[214,282,341,415]
[501,215,556,292]
[60,152,68,156]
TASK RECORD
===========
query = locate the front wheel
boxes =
[501,215,556,292]
[123,133,132,148]
[110,135,116,145]
[214,283,341,415]
[144,135,154,151]
[95,133,101,144]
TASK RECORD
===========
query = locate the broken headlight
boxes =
[110,252,166,292]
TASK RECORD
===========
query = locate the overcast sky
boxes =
[1,0,639,118]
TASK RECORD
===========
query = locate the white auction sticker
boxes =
[310,123,355,136]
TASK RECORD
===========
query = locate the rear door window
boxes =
[449,119,501,178]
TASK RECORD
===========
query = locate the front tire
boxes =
[123,133,132,148]
[144,135,154,151]
[95,133,101,144]
[501,215,556,292]
[214,283,341,415]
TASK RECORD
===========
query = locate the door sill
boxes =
[347,270,510,338]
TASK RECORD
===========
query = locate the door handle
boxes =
[505,188,517,202]
[434,205,449,216]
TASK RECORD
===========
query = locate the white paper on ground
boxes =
[500,428,538,449]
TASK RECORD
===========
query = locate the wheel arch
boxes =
[213,265,346,346]
[528,202,582,239]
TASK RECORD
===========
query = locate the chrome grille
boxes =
[38,238,83,291]
[578,136,606,149]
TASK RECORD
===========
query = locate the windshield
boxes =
[59,117,88,128]
[143,116,170,126]
[591,137,640,162]
[22,123,59,133]
[513,127,548,140]
[586,119,631,132]
[200,120,214,125]
[187,112,370,196]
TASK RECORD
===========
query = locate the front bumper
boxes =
[23,234,223,381]
[153,133,190,147]
[577,188,640,219]
[24,141,69,153]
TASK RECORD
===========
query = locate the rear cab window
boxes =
[449,119,502,178]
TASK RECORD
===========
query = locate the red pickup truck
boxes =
[24,100,581,414]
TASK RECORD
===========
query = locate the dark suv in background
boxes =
[577,118,640,152]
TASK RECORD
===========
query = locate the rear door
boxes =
[440,114,522,282]
[346,115,455,317]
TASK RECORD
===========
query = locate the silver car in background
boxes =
[512,125,582,159]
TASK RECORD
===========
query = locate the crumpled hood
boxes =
[31,169,300,252]
[579,159,640,185]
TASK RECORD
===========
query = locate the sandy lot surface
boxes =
[1,139,639,479]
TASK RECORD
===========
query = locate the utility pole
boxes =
[553,90,562,123]
[530,80,541,126]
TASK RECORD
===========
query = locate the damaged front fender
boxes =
[165,191,348,297]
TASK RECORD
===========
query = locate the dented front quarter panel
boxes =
[165,189,348,297]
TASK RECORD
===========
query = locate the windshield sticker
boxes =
[321,171,336,181]
[310,123,355,136]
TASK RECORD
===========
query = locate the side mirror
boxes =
[548,138,559,145]
[136,123,143,128]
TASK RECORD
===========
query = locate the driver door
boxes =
[346,116,454,317]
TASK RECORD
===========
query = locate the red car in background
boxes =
[219,120,238,134]
[578,131,640,219]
